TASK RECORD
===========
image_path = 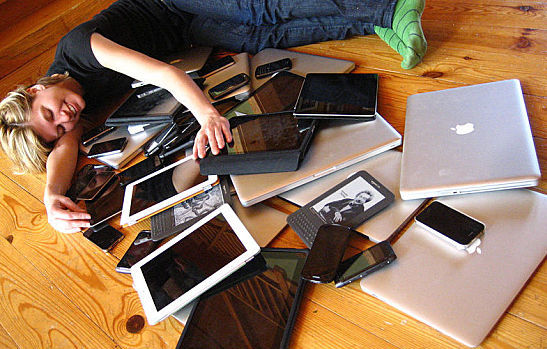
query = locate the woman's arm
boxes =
[44,125,91,233]
[89,33,232,159]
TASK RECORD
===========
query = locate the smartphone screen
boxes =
[87,137,127,158]
[83,225,124,252]
[415,201,485,247]
[301,224,351,283]
[334,241,396,288]
[116,230,161,273]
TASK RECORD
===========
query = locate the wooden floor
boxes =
[0,0,545,348]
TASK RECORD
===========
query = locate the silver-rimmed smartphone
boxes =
[208,73,250,100]
[414,201,485,250]
[81,124,116,146]
[334,241,396,288]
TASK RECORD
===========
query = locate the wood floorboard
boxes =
[0,0,545,348]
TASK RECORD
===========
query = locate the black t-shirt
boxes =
[47,0,193,112]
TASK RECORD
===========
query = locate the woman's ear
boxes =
[26,84,46,95]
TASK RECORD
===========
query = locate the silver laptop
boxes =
[279,150,426,242]
[400,79,540,200]
[231,114,402,206]
[360,189,547,347]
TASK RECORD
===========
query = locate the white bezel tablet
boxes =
[130,204,260,325]
[120,156,218,226]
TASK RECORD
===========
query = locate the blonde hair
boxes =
[0,72,71,173]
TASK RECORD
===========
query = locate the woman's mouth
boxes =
[66,103,79,119]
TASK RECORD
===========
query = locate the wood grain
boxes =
[0,0,545,348]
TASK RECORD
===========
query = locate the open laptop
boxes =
[400,79,540,200]
[360,189,547,347]
[279,150,426,243]
[231,114,402,207]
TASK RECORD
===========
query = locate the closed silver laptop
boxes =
[361,189,547,347]
[400,79,540,200]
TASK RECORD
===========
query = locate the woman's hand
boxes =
[193,112,232,159]
[44,193,91,234]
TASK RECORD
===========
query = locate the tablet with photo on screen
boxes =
[130,204,261,325]
[120,156,218,226]
[293,73,378,120]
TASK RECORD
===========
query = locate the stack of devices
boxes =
[176,248,308,349]
[199,72,317,175]
[130,204,261,325]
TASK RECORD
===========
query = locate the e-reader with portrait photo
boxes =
[293,73,378,121]
[287,171,394,248]
[130,204,261,325]
[120,156,218,227]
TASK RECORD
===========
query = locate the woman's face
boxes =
[28,81,85,143]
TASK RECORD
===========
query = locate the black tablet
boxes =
[176,248,308,349]
[199,71,317,175]
[294,73,378,120]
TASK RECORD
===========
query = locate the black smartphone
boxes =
[414,201,485,250]
[334,241,397,288]
[197,55,235,78]
[300,224,352,283]
[115,230,161,273]
[208,73,250,100]
[87,137,128,158]
[81,124,116,146]
[83,225,124,252]
[254,58,292,79]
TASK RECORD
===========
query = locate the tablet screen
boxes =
[177,249,308,349]
[141,212,248,312]
[223,71,304,119]
[129,158,207,216]
[227,113,301,155]
[294,73,378,117]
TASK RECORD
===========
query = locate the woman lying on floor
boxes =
[0,0,426,234]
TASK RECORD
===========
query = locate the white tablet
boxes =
[120,156,218,226]
[130,204,261,325]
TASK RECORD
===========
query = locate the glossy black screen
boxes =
[141,213,247,311]
[177,250,307,349]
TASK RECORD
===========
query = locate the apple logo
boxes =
[450,122,475,135]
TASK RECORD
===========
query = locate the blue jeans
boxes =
[165,0,397,53]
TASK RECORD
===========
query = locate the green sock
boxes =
[374,0,427,69]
